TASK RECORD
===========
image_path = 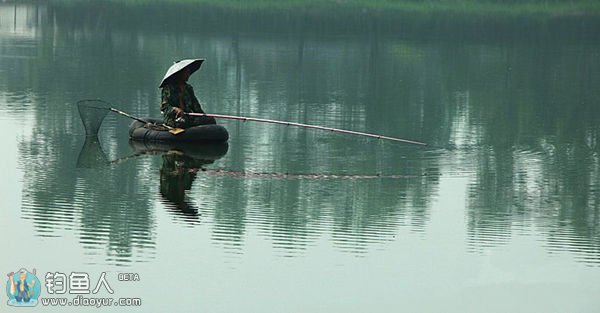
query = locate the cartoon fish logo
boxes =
[6,268,41,307]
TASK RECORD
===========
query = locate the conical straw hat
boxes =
[159,59,205,88]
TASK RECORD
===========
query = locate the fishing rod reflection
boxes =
[73,135,440,259]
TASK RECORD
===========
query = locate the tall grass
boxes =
[50,0,600,17]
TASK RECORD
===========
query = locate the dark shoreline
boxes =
[42,1,600,42]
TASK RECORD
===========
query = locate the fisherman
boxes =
[159,59,216,128]
[7,270,35,303]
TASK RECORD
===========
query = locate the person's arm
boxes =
[160,86,184,119]
[187,85,205,114]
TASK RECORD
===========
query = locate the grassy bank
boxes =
[45,0,600,42]
[51,0,600,18]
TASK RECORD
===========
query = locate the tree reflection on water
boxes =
[6,2,600,265]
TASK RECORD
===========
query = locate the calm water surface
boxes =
[1,3,599,312]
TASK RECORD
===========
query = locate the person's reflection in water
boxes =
[159,150,203,222]
[156,143,229,225]
[78,138,228,225]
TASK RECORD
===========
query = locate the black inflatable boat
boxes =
[129,118,229,143]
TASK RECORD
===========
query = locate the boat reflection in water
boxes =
[129,141,229,223]
[77,137,228,224]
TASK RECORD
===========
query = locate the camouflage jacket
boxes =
[160,83,205,128]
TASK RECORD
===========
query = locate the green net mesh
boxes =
[77,99,110,136]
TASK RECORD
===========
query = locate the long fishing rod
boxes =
[186,112,426,146]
